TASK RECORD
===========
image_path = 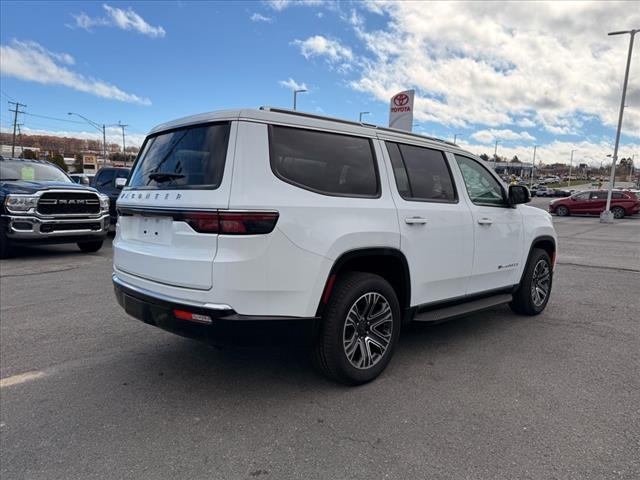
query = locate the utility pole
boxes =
[529,145,538,189]
[9,101,26,157]
[568,149,576,187]
[601,28,638,223]
[118,121,128,166]
[493,139,499,170]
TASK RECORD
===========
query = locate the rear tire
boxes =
[611,206,625,219]
[77,240,104,253]
[510,248,553,316]
[556,205,569,216]
[313,272,401,385]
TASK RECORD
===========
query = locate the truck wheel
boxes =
[556,205,569,216]
[77,240,104,253]
[611,206,625,219]
[510,248,553,316]
[313,272,401,385]
[0,230,13,259]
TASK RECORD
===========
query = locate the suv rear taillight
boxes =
[183,211,279,235]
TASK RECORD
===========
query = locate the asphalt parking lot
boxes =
[1,205,639,479]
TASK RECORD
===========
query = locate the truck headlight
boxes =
[5,195,38,213]
[99,194,110,213]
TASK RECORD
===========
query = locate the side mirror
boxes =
[508,185,530,205]
[115,177,127,189]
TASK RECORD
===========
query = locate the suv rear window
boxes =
[269,125,379,197]
[128,122,230,189]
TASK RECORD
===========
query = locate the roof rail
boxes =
[259,106,457,147]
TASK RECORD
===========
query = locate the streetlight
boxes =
[601,28,638,223]
[68,112,107,167]
[359,111,370,122]
[568,149,576,187]
[529,145,538,189]
[293,89,307,110]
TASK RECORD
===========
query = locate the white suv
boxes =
[113,108,557,384]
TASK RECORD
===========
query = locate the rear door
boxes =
[113,121,236,290]
[381,139,473,304]
[452,154,524,294]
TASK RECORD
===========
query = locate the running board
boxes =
[413,294,513,323]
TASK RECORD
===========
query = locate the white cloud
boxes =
[0,125,146,147]
[0,40,151,105]
[456,138,640,167]
[250,12,274,23]
[471,129,536,143]
[317,1,640,138]
[293,35,353,63]
[279,78,308,91]
[516,117,537,128]
[71,4,165,38]
[265,0,325,11]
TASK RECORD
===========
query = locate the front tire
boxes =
[556,205,569,216]
[510,248,553,316]
[313,272,401,385]
[77,240,104,253]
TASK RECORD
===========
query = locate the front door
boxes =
[452,154,524,294]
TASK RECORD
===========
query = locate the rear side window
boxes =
[611,192,627,199]
[269,125,379,197]
[386,142,457,202]
[128,122,230,189]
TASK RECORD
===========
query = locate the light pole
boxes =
[68,112,106,167]
[601,28,638,223]
[529,145,538,189]
[493,139,499,170]
[359,111,370,122]
[568,149,576,187]
[293,89,307,110]
[453,133,462,144]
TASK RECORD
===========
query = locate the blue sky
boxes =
[1,1,639,165]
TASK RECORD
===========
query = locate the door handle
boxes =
[477,217,493,225]
[405,216,427,225]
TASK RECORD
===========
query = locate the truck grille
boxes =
[37,192,100,215]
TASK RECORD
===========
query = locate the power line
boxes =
[23,112,87,125]
[0,89,16,102]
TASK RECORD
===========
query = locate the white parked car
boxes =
[112,108,557,384]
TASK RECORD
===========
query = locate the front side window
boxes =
[386,142,456,202]
[128,122,230,189]
[269,125,379,197]
[591,191,608,200]
[455,155,506,206]
[572,192,590,201]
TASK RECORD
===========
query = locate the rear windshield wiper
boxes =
[148,172,185,183]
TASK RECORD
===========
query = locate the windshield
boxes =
[0,160,71,183]
[128,122,231,189]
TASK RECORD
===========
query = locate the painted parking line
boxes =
[0,370,47,389]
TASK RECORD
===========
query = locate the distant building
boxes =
[1,145,41,157]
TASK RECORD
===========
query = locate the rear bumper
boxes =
[113,274,318,345]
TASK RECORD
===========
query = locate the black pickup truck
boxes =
[0,156,111,258]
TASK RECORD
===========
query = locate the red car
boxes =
[549,190,640,218]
